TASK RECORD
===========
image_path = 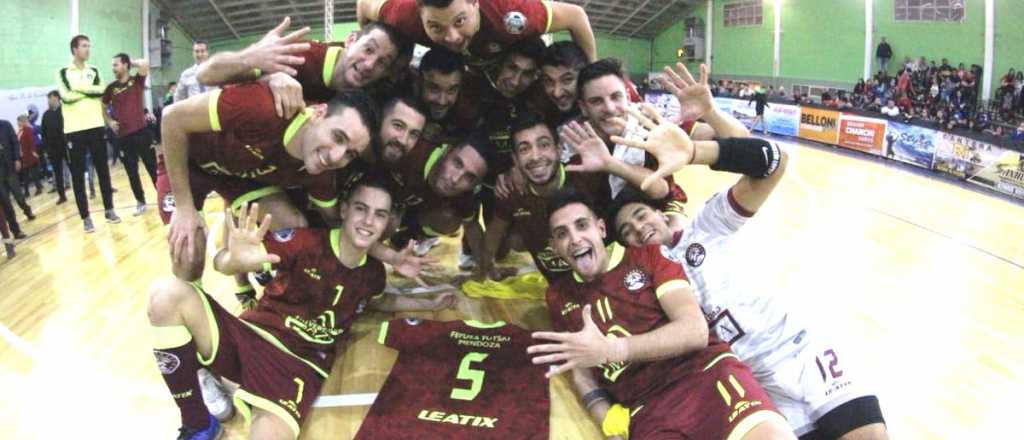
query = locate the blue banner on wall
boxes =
[883,121,939,169]
[765,104,801,137]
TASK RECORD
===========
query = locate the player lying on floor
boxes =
[148,178,456,440]
[528,189,796,439]
[607,105,889,440]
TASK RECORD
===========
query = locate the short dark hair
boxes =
[577,58,626,99]
[381,94,428,123]
[114,53,131,68]
[326,90,381,159]
[358,22,412,58]
[419,47,464,76]
[168,81,177,87]
[47,90,60,99]
[454,131,495,176]
[541,41,587,71]
[193,39,208,46]
[70,35,89,54]
[546,187,599,223]
[346,171,394,211]
[505,37,546,65]
[604,186,655,244]
[510,110,553,142]
[417,0,458,8]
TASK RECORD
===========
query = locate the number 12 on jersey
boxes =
[451,352,489,401]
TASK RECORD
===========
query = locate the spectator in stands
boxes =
[776,85,786,98]
[897,93,913,114]
[1000,68,1016,89]
[881,99,900,117]
[1013,122,1024,142]
[16,115,43,196]
[854,79,866,96]
[903,56,915,72]
[876,37,893,72]
[897,69,911,95]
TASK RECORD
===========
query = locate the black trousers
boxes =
[47,141,68,199]
[116,129,157,204]
[67,127,114,219]
[0,171,29,234]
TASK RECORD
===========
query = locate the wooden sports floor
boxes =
[0,138,1021,439]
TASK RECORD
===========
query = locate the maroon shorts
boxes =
[628,353,786,439]
[193,285,326,436]
[156,161,277,224]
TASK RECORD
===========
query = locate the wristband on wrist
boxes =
[710,137,781,177]
[582,388,612,409]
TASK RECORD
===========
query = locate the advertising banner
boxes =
[883,121,940,169]
[764,103,801,136]
[715,97,757,128]
[0,86,51,127]
[837,115,889,156]
[644,91,681,121]
[799,107,840,144]
[931,133,1004,179]
[967,150,1024,199]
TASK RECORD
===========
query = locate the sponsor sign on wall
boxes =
[837,115,889,156]
[798,107,841,144]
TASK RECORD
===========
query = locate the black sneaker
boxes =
[105,209,121,224]
[13,231,27,240]
[4,242,14,258]
[56,197,67,205]
[84,218,95,233]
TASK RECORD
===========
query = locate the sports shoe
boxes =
[83,217,95,233]
[13,231,27,240]
[198,368,234,422]
[133,203,147,216]
[25,211,35,221]
[56,197,67,205]
[177,413,223,440]
[105,209,121,224]
[458,251,477,271]
[413,237,441,257]
[3,241,14,259]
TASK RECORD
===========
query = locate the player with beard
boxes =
[607,107,888,440]
[416,48,473,143]
[358,0,596,69]
[539,41,587,131]
[148,179,456,440]
[528,189,794,439]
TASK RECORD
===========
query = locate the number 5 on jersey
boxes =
[451,352,489,401]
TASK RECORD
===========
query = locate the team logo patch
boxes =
[487,42,503,53]
[504,11,528,35]
[162,194,176,213]
[405,317,421,325]
[154,350,181,375]
[685,243,706,267]
[622,269,648,291]
[273,228,295,242]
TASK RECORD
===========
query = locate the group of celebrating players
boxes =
[147,0,889,439]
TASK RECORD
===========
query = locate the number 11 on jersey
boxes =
[451,352,489,401]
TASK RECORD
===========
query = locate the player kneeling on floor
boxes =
[147,177,455,440]
[528,189,795,440]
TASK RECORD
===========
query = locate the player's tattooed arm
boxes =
[369,290,458,312]
[214,204,281,276]
[197,17,310,87]
[549,2,598,62]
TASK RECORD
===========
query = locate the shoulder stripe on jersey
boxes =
[463,320,506,329]
[283,107,314,145]
[323,46,342,86]
[309,195,339,208]
[701,352,739,372]
[542,0,554,33]
[207,88,224,131]
[59,68,72,91]
[726,410,789,440]
[423,144,450,181]
[230,186,284,215]
[655,279,691,299]
[377,321,390,345]
[331,228,369,267]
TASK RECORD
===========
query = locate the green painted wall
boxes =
[711,0,774,78]
[208,22,362,53]
[0,0,71,88]
[652,1,707,75]
[80,0,143,85]
[993,0,1024,87]
[872,0,985,75]
[780,0,864,83]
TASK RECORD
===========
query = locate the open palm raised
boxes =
[222,203,280,274]
[657,63,714,122]
[609,104,695,192]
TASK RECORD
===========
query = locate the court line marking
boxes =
[313,392,378,408]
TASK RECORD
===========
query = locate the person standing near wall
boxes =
[42,91,69,204]
[174,40,214,102]
[876,37,893,74]
[57,34,121,233]
[0,118,33,239]
[103,53,157,216]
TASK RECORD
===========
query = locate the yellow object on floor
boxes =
[461,272,549,300]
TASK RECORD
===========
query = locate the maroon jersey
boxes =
[240,227,386,373]
[355,318,549,440]
[545,244,730,406]
[291,40,346,103]
[188,82,337,206]
[377,0,551,68]
[492,164,609,280]
[392,142,479,221]
[102,73,147,137]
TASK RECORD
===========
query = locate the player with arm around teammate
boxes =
[147,176,456,440]
[607,106,889,440]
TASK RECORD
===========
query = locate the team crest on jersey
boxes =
[622,269,648,291]
[405,317,421,325]
[685,243,706,267]
[154,350,181,375]
[273,228,295,242]
[356,299,368,315]
[487,42,503,53]
[504,11,527,35]
[162,194,176,213]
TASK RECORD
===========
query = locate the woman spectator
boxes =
[897,93,913,114]
[898,69,911,94]
[15,115,42,196]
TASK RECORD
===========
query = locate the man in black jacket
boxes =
[876,37,893,73]
[41,90,68,204]
[0,119,34,239]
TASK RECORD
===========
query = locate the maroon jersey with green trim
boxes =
[187,82,337,203]
[392,142,479,221]
[290,40,346,103]
[377,0,551,68]
[545,244,729,406]
[492,164,609,281]
[355,318,549,440]
[240,227,386,372]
